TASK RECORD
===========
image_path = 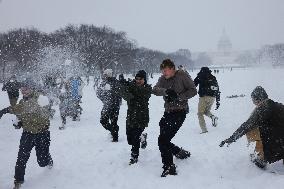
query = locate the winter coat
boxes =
[59,92,78,117]
[194,71,219,97]
[152,70,197,113]
[228,99,284,163]
[96,77,122,111]
[8,92,50,134]
[2,80,21,98]
[119,81,152,128]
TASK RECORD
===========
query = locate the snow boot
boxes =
[175,148,191,159]
[129,153,138,165]
[161,164,177,177]
[129,157,138,165]
[253,157,267,169]
[13,180,24,189]
[112,131,118,142]
[211,115,218,127]
[140,133,147,149]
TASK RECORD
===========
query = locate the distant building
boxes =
[192,29,249,68]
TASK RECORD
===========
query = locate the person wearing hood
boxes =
[96,69,122,142]
[220,86,284,169]
[2,75,21,106]
[0,79,53,189]
[118,70,152,165]
[194,67,220,134]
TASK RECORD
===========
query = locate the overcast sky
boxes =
[0,0,283,52]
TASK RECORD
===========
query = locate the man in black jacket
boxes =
[96,69,122,142]
[220,86,284,169]
[2,75,21,106]
[119,70,152,165]
[194,67,220,134]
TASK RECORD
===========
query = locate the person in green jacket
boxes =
[0,79,53,189]
[119,70,152,165]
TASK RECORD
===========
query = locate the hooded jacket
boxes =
[194,69,219,97]
[228,99,284,163]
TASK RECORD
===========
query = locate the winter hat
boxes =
[21,78,37,90]
[103,69,113,77]
[135,70,147,84]
[200,67,212,73]
[251,86,268,102]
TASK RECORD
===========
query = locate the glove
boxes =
[13,121,23,129]
[165,89,178,102]
[215,102,220,110]
[219,138,235,147]
[0,107,9,119]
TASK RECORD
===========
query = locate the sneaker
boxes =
[211,116,218,127]
[47,159,53,169]
[175,148,191,159]
[140,133,147,149]
[13,180,24,189]
[59,124,66,130]
[200,130,208,134]
[129,157,138,165]
[161,164,177,177]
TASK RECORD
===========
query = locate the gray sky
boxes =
[0,0,283,52]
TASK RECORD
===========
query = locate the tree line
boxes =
[0,24,194,80]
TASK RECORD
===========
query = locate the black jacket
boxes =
[194,71,219,97]
[119,80,152,128]
[228,99,284,163]
[96,77,122,110]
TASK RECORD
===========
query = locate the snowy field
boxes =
[1,68,284,189]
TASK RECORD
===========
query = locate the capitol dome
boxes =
[218,29,232,54]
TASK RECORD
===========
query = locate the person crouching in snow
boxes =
[119,70,152,165]
[96,69,122,142]
[0,79,53,189]
[220,86,284,169]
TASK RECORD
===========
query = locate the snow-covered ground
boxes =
[1,68,284,189]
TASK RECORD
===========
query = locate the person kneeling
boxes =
[220,86,284,169]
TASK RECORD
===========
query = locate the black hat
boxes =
[251,86,268,101]
[135,70,147,84]
[200,67,211,73]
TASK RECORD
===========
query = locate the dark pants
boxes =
[100,106,120,136]
[158,111,186,167]
[126,127,145,158]
[15,131,52,182]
